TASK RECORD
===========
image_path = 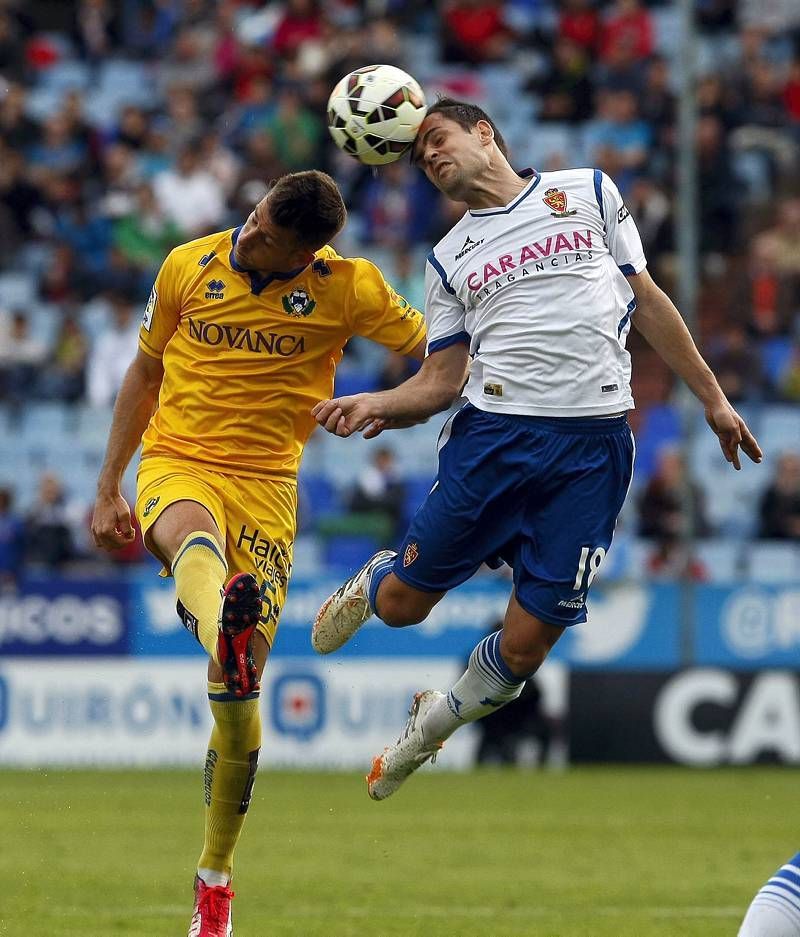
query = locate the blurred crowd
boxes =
[1,0,800,580]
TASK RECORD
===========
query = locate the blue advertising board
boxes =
[8,571,800,671]
[0,576,129,656]
[129,571,205,657]
[275,577,682,668]
[694,584,800,668]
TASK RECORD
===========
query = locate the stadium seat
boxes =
[98,60,154,101]
[322,533,381,573]
[76,405,113,444]
[391,419,444,476]
[758,405,800,461]
[695,539,744,582]
[40,60,91,92]
[25,86,68,120]
[633,404,682,480]
[291,534,323,577]
[747,541,800,582]
[597,531,643,581]
[0,272,36,310]
[522,123,579,170]
[299,474,340,518]
[403,33,439,78]
[332,371,380,397]
[22,403,72,435]
[316,430,375,486]
[651,6,682,56]
[702,468,762,537]
[403,474,435,524]
[760,337,793,385]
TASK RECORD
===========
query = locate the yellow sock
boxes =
[199,683,261,880]
[172,532,227,664]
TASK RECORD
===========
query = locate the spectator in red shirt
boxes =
[600,0,653,64]
[558,0,601,54]
[442,0,512,65]
[783,57,800,123]
[272,0,324,59]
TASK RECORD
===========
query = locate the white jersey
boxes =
[424,167,646,417]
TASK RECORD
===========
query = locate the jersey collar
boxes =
[468,170,541,217]
[228,225,308,296]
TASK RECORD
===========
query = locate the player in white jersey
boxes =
[311,97,762,800]
[739,852,800,936]
[423,162,641,418]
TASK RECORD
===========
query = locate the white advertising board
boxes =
[0,658,567,768]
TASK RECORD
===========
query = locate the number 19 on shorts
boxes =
[573,546,606,591]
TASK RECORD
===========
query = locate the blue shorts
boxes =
[394,404,635,626]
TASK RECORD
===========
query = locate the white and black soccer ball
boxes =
[327,64,427,166]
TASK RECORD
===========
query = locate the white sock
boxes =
[738,853,800,937]
[423,631,526,742]
[197,867,229,887]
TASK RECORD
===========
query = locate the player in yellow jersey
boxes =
[90,170,425,937]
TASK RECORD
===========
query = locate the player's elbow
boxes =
[426,365,468,411]
[421,344,469,411]
[429,380,461,412]
[130,350,165,393]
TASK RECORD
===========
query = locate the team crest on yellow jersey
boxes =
[282,289,316,317]
[543,187,577,218]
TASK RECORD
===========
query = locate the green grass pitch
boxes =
[1,766,797,936]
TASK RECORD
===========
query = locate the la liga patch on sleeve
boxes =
[142,286,158,331]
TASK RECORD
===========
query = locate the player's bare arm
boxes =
[313,341,469,438]
[359,336,429,437]
[92,348,164,550]
[629,269,762,471]
[407,336,426,362]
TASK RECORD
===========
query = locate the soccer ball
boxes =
[327,64,427,166]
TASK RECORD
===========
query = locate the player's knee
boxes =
[374,581,429,627]
[499,635,549,678]
[376,596,426,627]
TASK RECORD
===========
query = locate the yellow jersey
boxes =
[138,227,425,479]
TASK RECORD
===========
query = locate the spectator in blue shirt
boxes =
[0,487,25,589]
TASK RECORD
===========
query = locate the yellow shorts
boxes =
[136,456,296,647]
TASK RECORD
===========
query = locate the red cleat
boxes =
[217,573,262,697]
[188,876,234,937]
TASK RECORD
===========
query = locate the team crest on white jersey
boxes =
[543,188,577,218]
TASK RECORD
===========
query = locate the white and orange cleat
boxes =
[188,876,234,937]
[367,690,445,801]
[311,550,396,654]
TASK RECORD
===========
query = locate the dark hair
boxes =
[268,170,347,250]
[422,96,509,159]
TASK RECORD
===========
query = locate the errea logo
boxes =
[205,279,225,300]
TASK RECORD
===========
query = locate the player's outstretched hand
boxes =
[312,397,426,438]
[362,416,427,439]
[312,394,385,438]
[705,401,763,471]
[91,491,136,551]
